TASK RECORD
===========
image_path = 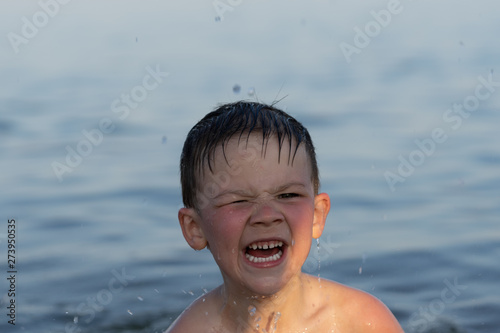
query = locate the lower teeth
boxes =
[245,250,283,263]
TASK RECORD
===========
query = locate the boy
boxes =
[168,101,403,332]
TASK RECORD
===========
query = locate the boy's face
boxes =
[179,133,330,296]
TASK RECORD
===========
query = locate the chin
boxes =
[245,276,288,297]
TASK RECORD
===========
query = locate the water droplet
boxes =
[202,298,206,302]
[202,288,208,294]
[273,312,281,331]
[188,290,194,296]
[127,309,133,315]
[317,238,321,280]
[137,296,144,301]
[232,248,235,254]
[205,311,209,316]
[247,87,255,96]
[248,305,256,316]
[73,316,78,324]
[233,300,237,305]
[232,84,241,94]
[154,288,159,293]
[359,266,363,274]
[291,239,295,246]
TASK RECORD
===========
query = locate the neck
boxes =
[218,274,307,333]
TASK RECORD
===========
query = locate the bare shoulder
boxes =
[165,288,222,333]
[305,275,404,333]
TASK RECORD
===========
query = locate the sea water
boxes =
[0,1,499,332]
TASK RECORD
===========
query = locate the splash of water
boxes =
[317,238,321,282]
[359,252,367,275]
[272,312,281,332]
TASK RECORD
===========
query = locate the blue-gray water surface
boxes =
[0,1,499,332]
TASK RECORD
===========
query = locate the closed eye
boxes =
[278,193,300,199]
[231,200,248,204]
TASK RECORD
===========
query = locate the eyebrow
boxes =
[213,189,251,200]
[214,182,307,199]
[273,182,307,193]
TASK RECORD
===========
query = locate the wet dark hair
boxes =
[180,101,319,209]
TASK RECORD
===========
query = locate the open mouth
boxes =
[244,240,285,264]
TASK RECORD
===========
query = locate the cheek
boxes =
[285,203,315,232]
[204,209,247,244]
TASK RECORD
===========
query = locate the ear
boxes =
[312,193,330,239]
[178,207,207,250]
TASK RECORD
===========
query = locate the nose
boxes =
[249,201,284,226]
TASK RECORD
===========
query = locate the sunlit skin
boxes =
[168,134,404,333]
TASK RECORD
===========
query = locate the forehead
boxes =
[199,133,310,184]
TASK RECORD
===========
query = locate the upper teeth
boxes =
[248,241,283,250]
